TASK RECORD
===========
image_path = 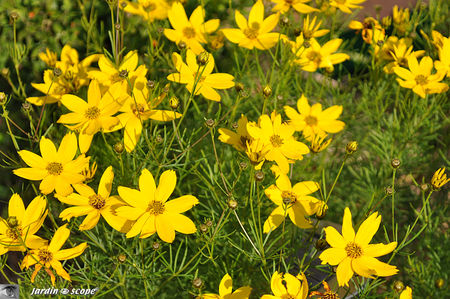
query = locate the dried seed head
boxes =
[227,199,238,210]
[199,224,208,233]
[254,170,264,182]
[192,277,203,289]
[53,67,62,77]
[391,158,401,169]
[117,254,126,263]
[10,11,19,21]
[152,241,161,250]
[147,80,155,89]
[315,239,328,250]
[239,161,248,170]
[346,141,358,154]
[385,186,393,195]
[196,51,209,66]
[113,142,124,154]
[262,85,272,97]
[205,119,215,128]
[169,96,179,109]
[205,220,213,227]
[393,280,405,292]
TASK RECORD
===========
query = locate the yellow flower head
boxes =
[57,166,132,232]
[58,80,126,153]
[245,138,271,170]
[218,115,252,152]
[284,95,345,140]
[164,2,219,54]
[0,194,47,255]
[393,56,449,98]
[330,0,365,14]
[295,38,349,72]
[122,0,170,22]
[222,0,283,50]
[89,51,148,90]
[301,15,329,40]
[431,167,450,190]
[167,50,235,102]
[115,169,199,243]
[348,17,382,44]
[271,0,318,14]
[38,48,58,67]
[380,37,425,74]
[435,37,450,78]
[319,207,398,287]
[247,111,310,174]
[197,273,252,299]
[264,174,322,232]
[261,271,308,299]
[21,224,87,286]
[392,5,410,34]
[309,133,332,153]
[399,286,412,299]
[14,132,90,196]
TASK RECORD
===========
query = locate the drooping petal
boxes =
[79,211,101,230]
[53,242,87,260]
[263,206,286,233]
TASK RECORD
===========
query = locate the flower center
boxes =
[415,74,428,85]
[142,2,156,11]
[345,242,363,259]
[89,194,106,209]
[148,201,165,215]
[281,191,296,205]
[46,162,63,176]
[6,226,23,240]
[132,104,146,116]
[285,0,293,5]
[240,136,250,147]
[305,115,318,126]
[183,27,196,39]
[244,22,260,39]
[306,51,321,63]
[323,292,339,299]
[270,135,284,147]
[398,57,407,66]
[38,249,53,263]
[85,106,101,120]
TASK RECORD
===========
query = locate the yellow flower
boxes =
[271,0,318,14]
[164,2,219,54]
[380,37,425,73]
[330,0,365,14]
[13,132,90,196]
[319,207,398,287]
[294,38,349,72]
[27,45,100,106]
[264,174,322,232]
[197,273,252,299]
[122,0,169,22]
[431,167,450,190]
[167,50,235,102]
[21,224,87,286]
[393,56,448,98]
[115,169,199,243]
[110,80,181,152]
[434,37,450,78]
[399,286,412,299]
[245,139,270,170]
[247,111,310,174]
[57,166,132,232]
[261,271,308,299]
[309,133,332,153]
[0,194,47,255]
[218,115,251,152]
[58,80,125,153]
[88,51,148,90]
[300,15,329,39]
[392,5,410,34]
[284,95,345,140]
[309,281,339,298]
[348,17,382,44]
[38,48,57,67]
[222,0,282,50]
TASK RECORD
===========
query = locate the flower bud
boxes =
[393,280,405,292]
[235,82,244,92]
[262,85,272,97]
[192,277,203,289]
[147,80,155,89]
[117,253,126,263]
[0,92,7,105]
[280,16,289,27]
[293,28,301,36]
[178,41,187,50]
[346,141,358,154]
[205,119,215,128]
[53,67,62,77]
[199,224,208,233]
[316,202,328,219]
[227,199,238,210]
[1,68,10,77]
[205,220,213,227]
[315,239,328,250]
[196,51,209,66]
[391,158,401,169]
[435,278,444,289]
[239,161,248,170]
[21,102,32,114]
[155,135,164,144]
[10,11,19,21]
[7,216,18,227]
[169,96,179,109]
[113,142,124,154]
[120,1,127,8]
[119,69,128,78]
[385,186,393,195]
[115,23,121,30]
[254,170,264,182]
[152,241,161,251]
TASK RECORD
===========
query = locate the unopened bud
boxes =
[10,11,19,21]
[152,241,161,250]
[119,69,128,78]
[192,277,203,289]
[199,224,208,233]
[147,80,155,89]
[391,158,401,169]
[205,220,213,227]
[169,96,179,109]
[262,85,272,97]
[235,82,244,92]
[420,184,428,192]
[315,239,328,250]
[303,40,311,48]
[196,51,209,66]
[316,202,328,219]
[280,16,289,26]
[117,254,126,263]
[1,68,10,77]
[155,135,163,144]
[393,280,405,292]
[178,41,187,50]
[22,102,32,113]
[205,119,215,128]
[113,142,124,154]
[293,28,301,36]
[0,92,7,105]
[435,278,444,289]
[254,170,264,182]
[120,1,127,8]
[385,186,393,195]
[227,199,238,210]
[346,141,358,154]
[115,23,121,30]
[7,216,18,227]
[239,161,248,170]
[53,67,62,77]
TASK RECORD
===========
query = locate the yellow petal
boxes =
[363,242,397,257]
[117,186,148,210]
[155,170,176,203]
[79,211,101,230]
[288,204,312,229]
[39,175,56,194]
[98,166,114,199]
[57,132,77,163]
[8,194,25,221]
[248,0,264,25]
[61,94,88,114]
[235,10,248,30]
[324,226,346,248]
[48,224,70,252]
[263,206,285,233]
[126,213,151,238]
[169,213,196,234]
[319,247,347,266]
[164,195,199,214]
[50,260,71,282]
[336,257,353,287]
[354,212,381,246]
[342,207,355,242]
[156,213,175,243]
[87,80,101,106]
[40,136,57,161]
[18,150,45,168]
[53,242,87,260]
[124,117,143,152]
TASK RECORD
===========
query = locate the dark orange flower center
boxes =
[345,242,363,259]
[89,194,106,209]
[132,104,146,116]
[270,135,283,147]
[244,22,260,39]
[38,249,53,263]
[281,191,297,205]
[85,106,101,120]
[415,74,428,85]
[46,162,63,176]
[183,27,196,39]
[305,115,318,126]
[323,291,339,299]
[6,225,23,240]
[148,200,165,215]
